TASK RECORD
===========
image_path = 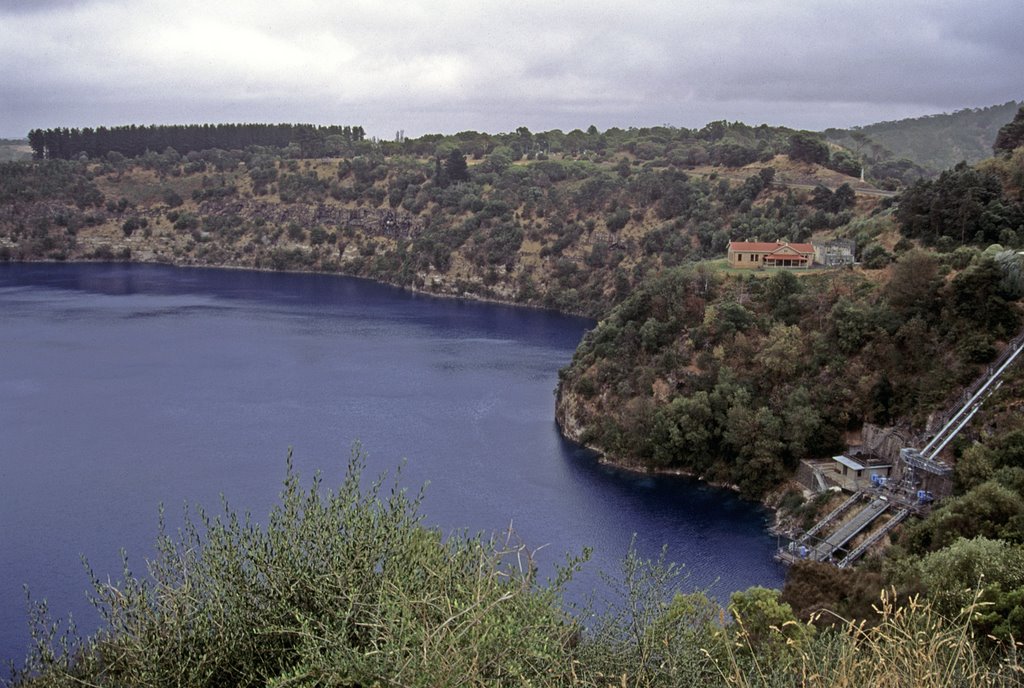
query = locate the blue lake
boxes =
[0,263,784,663]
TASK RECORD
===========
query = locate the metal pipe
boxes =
[922,342,1023,454]
[925,397,984,460]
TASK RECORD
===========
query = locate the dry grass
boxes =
[711,590,1024,688]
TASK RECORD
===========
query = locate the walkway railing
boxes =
[810,497,890,562]
[800,491,864,543]
[837,508,909,568]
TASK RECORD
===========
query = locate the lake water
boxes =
[0,263,784,663]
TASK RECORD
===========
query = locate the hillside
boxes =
[0,123,888,318]
[554,138,1024,491]
[556,252,1024,494]
[554,147,1024,642]
[824,100,1021,177]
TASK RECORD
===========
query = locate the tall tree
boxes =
[27,129,44,159]
[444,148,469,184]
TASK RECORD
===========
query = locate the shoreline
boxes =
[1,255,597,320]
[587,445,788,534]
[4,255,785,530]
[554,409,769,498]
[554,389,788,528]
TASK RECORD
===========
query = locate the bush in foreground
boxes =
[10,447,1024,687]
[13,447,585,686]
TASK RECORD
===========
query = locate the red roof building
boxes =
[727,241,815,269]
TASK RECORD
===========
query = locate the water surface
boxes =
[0,263,784,663]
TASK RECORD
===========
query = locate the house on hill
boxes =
[727,241,815,269]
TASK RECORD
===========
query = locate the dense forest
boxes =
[5,107,1024,685]
[556,247,1024,493]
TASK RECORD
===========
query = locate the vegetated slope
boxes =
[557,147,1024,496]
[0,122,883,317]
[556,142,1024,640]
[824,100,1022,178]
[556,250,1023,496]
[779,347,1024,644]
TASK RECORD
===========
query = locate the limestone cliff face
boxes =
[554,381,587,445]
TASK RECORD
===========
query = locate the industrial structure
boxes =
[778,328,1024,568]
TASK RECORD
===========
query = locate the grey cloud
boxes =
[0,0,93,13]
[1,0,1021,138]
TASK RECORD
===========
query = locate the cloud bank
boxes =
[1,0,1021,138]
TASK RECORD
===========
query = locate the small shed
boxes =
[831,455,894,492]
[812,239,856,267]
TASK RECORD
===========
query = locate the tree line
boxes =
[26,123,366,160]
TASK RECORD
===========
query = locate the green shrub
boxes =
[12,447,585,687]
[12,450,1024,687]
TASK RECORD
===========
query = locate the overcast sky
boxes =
[1,0,1021,140]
